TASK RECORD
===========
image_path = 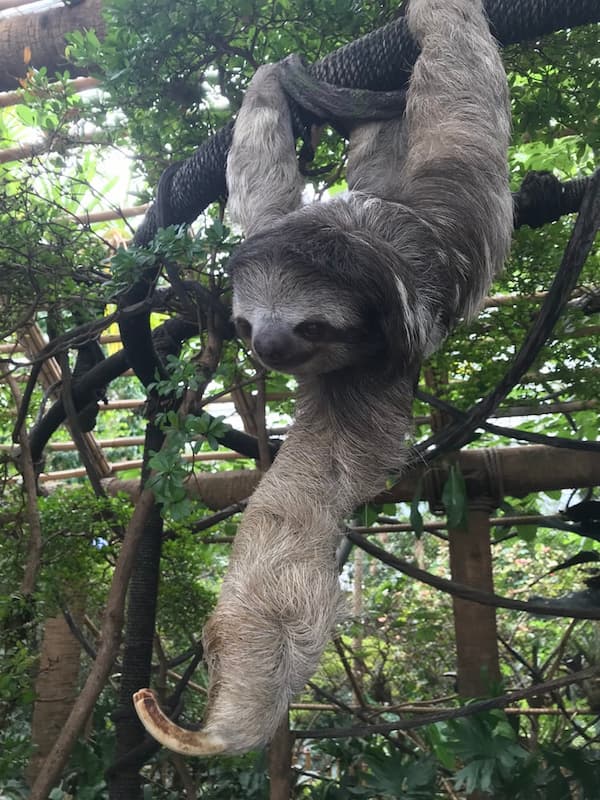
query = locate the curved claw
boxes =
[133,688,227,756]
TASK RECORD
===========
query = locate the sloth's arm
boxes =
[399,0,513,318]
[226,64,304,236]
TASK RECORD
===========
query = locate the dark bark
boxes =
[108,424,165,800]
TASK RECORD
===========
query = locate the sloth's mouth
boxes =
[255,349,315,373]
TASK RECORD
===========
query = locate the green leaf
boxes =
[544,489,562,501]
[517,524,537,543]
[14,105,37,127]
[426,723,456,770]
[410,478,424,539]
[360,503,382,527]
[442,464,468,530]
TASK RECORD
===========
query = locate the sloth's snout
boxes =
[253,323,303,367]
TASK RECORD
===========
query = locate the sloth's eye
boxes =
[235,318,252,340]
[296,320,328,341]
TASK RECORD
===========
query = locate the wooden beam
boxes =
[40,451,245,482]
[103,445,600,509]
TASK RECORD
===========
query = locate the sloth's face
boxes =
[232,262,372,376]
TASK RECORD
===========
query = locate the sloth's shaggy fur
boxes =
[134,0,513,756]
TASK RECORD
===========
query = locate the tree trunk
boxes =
[268,713,294,800]
[108,328,223,796]
[108,421,164,800]
[0,0,105,92]
[28,488,158,800]
[449,502,500,800]
[26,604,84,787]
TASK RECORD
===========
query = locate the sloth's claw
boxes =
[133,688,227,756]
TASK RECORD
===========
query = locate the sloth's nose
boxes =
[253,324,296,365]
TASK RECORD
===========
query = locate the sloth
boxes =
[134,0,513,756]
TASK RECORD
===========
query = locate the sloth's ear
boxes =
[374,292,422,379]
[376,291,421,376]
[317,230,419,376]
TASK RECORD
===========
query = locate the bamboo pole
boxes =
[0,76,98,107]
[102,445,600,508]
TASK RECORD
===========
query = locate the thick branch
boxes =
[6,374,43,596]
[0,0,105,91]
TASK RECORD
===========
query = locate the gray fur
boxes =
[226,63,304,235]
[229,2,512,377]
[134,0,513,756]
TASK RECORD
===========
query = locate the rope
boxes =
[513,172,591,229]
[132,1,600,250]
